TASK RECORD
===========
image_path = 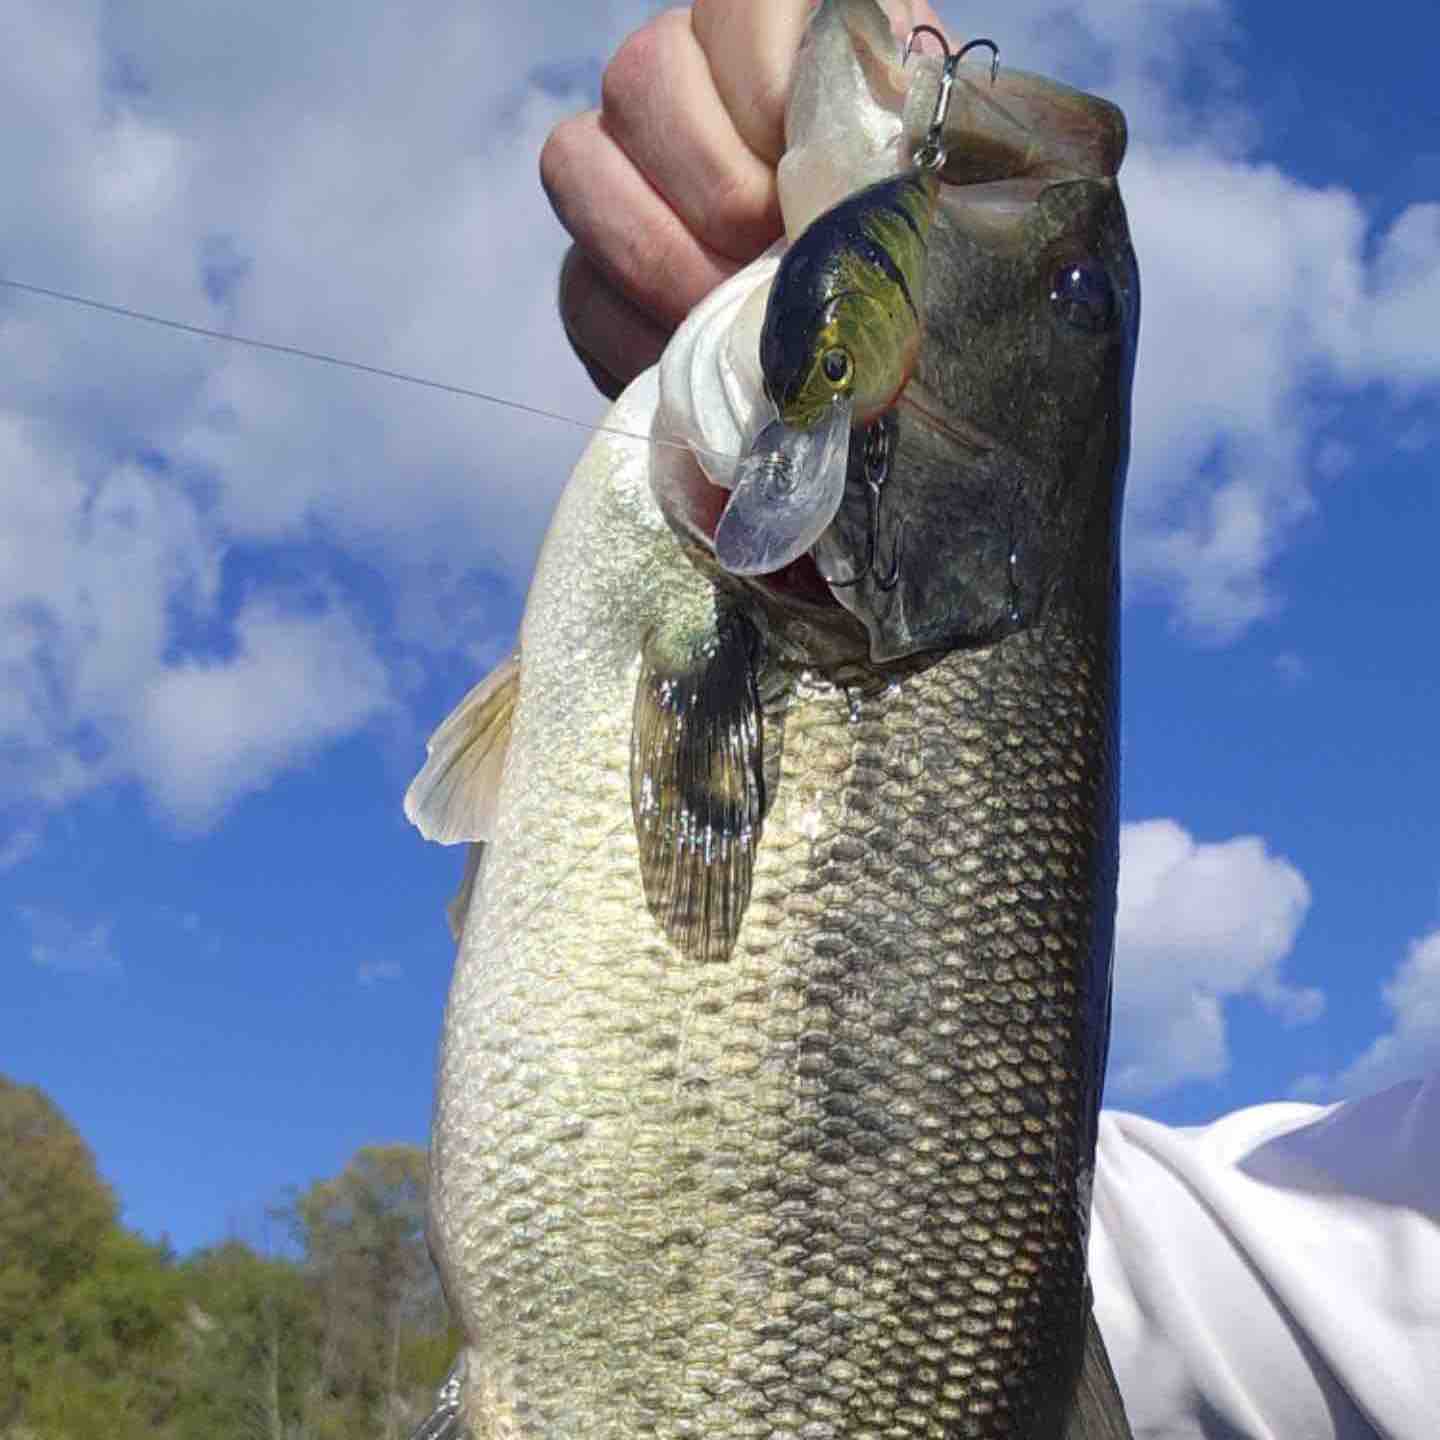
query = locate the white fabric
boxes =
[656,247,779,488]
[1091,1072,1440,1439]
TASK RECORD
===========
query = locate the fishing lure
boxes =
[713,31,999,578]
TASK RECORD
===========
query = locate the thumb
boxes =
[692,0,813,165]
[693,1,953,168]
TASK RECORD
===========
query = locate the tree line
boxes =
[0,1074,457,1440]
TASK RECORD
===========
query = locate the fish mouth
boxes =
[670,388,1012,638]
[672,176,1045,626]
[656,443,841,609]
[655,46,1136,662]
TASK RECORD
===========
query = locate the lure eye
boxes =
[821,347,853,387]
[1049,260,1115,334]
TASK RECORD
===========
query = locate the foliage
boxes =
[0,1078,119,1344]
[276,1145,454,1440]
[0,1076,456,1440]
[12,1228,185,1439]
[169,1242,315,1440]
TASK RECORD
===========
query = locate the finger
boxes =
[692,0,950,165]
[691,0,812,165]
[906,3,948,39]
[601,8,780,262]
[881,1,948,43]
[540,108,739,331]
[556,246,670,399]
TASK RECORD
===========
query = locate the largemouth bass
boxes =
[409,3,1139,1436]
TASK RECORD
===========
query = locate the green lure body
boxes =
[760,169,939,430]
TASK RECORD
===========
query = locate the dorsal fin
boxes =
[631,602,765,963]
[405,651,520,845]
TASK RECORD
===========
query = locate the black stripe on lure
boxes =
[712,30,1000,577]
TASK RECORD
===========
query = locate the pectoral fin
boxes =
[404,651,520,846]
[631,602,765,962]
[445,845,488,944]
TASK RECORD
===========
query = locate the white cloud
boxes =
[1296,930,1440,1098]
[1110,819,1320,1097]
[2,0,1438,836]
[19,906,120,977]
[982,5,1440,640]
[0,418,222,807]
[1,0,650,833]
[132,597,394,828]
[1117,151,1342,636]
[0,418,391,826]
[1337,202,1440,385]
[0,830,41,870]
[357,960,404,988]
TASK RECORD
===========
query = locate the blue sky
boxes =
[3,0,1438,1256]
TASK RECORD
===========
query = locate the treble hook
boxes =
[904,28,1000,171]
[819,416,903,592]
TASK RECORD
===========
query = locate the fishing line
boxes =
[5,271,674,918]
[0,276,732,466]
[507,815,634,938]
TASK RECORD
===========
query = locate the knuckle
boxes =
[695,163,776,260]
[602,8,690,124]
[538,115,588,207]
[600,21,659,122]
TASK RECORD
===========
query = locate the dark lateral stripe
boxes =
[888,189,925,239]
[857,231,919,322]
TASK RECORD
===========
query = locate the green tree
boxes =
[279,1145,452,1440]
[0,1075,124,1431]
[172,1241,316,1440]
[14,1227,184,1439]
[0,1077,119,1340]
[0,1080,456,1440]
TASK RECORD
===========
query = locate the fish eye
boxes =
[1049,260,1115,334]
[821,347,853,386]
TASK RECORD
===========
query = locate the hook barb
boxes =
[955,37,1001,85]
[904,29,1001,171]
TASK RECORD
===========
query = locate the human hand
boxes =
[540,0,945,398]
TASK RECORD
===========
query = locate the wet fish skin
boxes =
[816,173,1139,662]
[426,167,1133,1419]
[421,3,1139,1434]
[428,452,1117,1434]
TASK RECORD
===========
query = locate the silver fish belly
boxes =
[416,4,1140,1436]
[426,373,1126,1439]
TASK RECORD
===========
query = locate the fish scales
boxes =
[419,5,1139,1433]
[430,376,1117,1438]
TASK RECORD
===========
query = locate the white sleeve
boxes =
[1089,1071,1440,1439]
